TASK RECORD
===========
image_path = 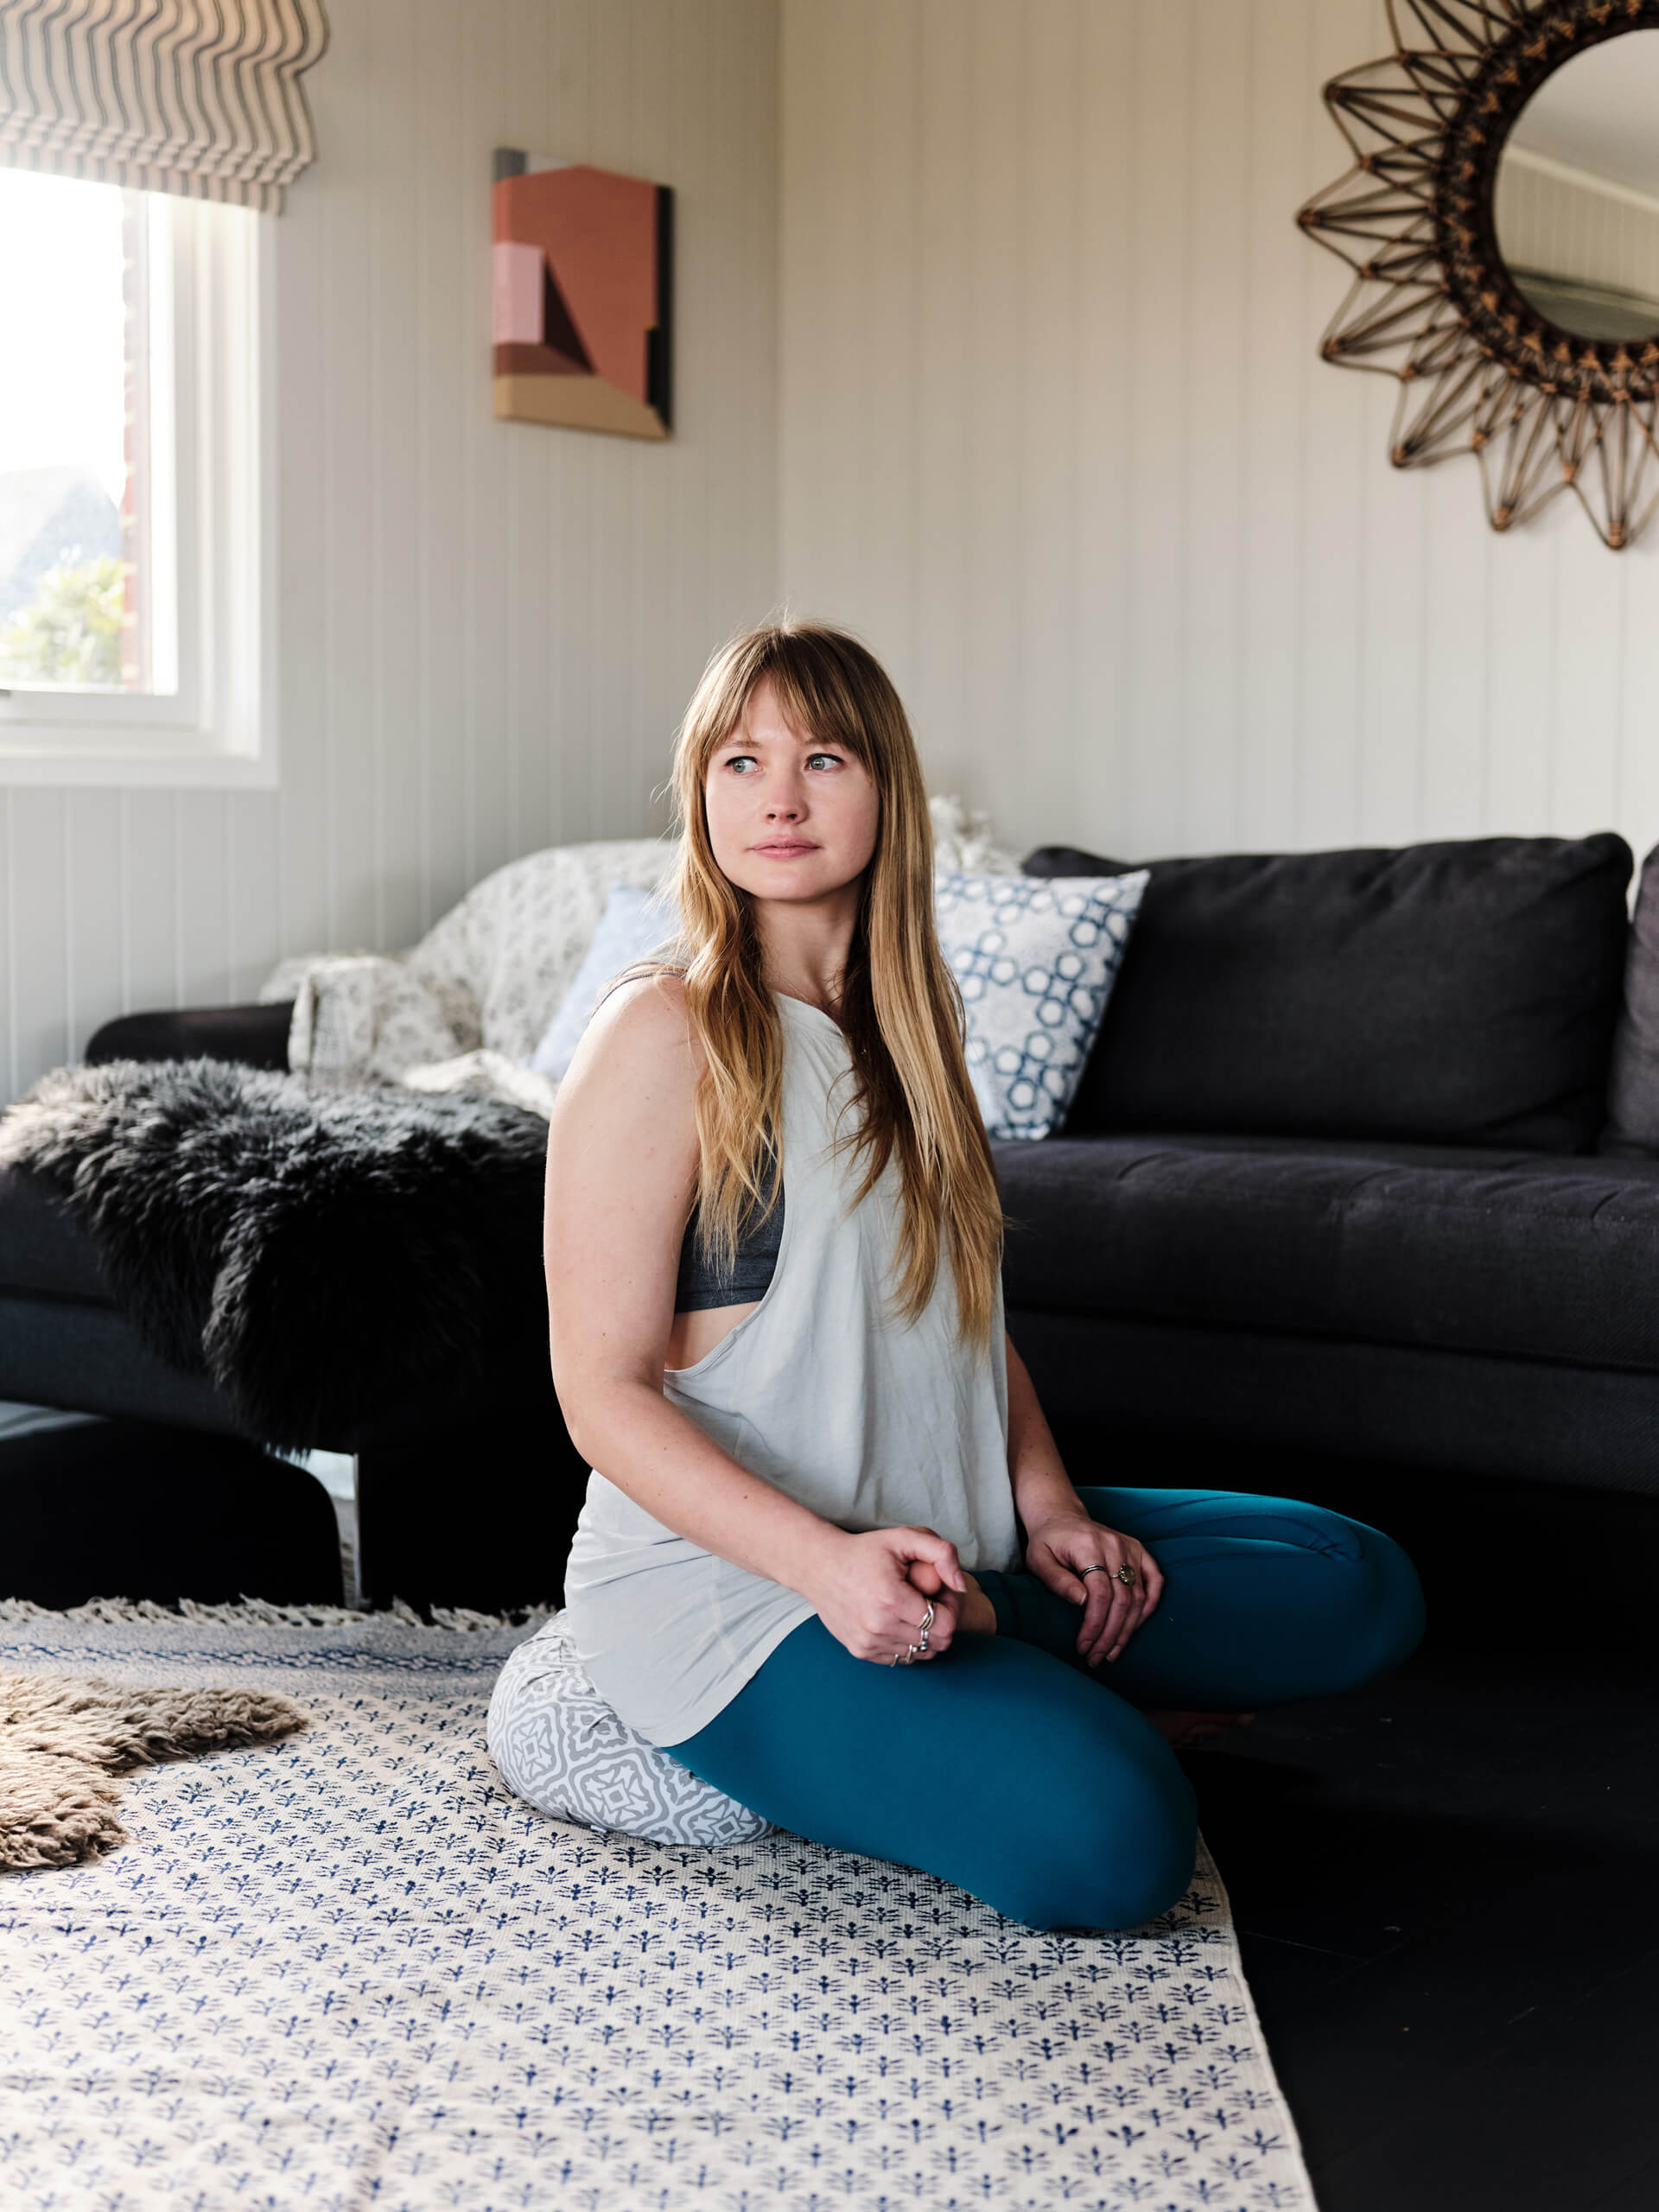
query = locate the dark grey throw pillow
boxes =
[1021,835,1632,1152]
[1602,842,1659,1155]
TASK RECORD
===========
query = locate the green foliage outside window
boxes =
[0,550,127,688]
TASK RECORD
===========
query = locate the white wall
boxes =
[779,0,1659,869]
[2,0,779,1097]
[11,0,1659,1102]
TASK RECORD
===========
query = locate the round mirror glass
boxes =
[1494,29,1659,343]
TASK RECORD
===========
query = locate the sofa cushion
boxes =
[995,1132,1659,1374]
[1603,839,1659,1155]
[1022,836,1632,1153]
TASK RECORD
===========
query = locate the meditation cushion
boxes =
[486,1612,772,1847]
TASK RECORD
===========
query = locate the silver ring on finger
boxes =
[1116,1562,1137,1587]
[894,1602,940,1667]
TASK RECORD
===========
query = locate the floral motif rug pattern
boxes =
[0,1615,1315,2211]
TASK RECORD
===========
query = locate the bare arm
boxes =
[1006,1330,1085,1533]
[543,974,968,1663]
[1005,1328,1165,1666]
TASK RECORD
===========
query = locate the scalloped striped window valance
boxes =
[0,0,329,213]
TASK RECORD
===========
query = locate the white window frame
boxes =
[0,192,277,790]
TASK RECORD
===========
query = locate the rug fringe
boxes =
[0,1594,559,1631]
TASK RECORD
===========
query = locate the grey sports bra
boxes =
[675,1148,784,1312]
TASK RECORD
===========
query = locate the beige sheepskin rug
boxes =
[0,1669,307,1869]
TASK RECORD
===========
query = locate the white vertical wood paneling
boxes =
[10,793,69,1082]
[912,0,975,797]
[1123,0,1188,861]
[410,0,468,941]
[175,791,233,1008]
[1018,2,1075,842]
[779,0,1659,876]
[64,792,122,1058]
[1,0,779,1099]
[1294,0,1367,852]
[367,0,423,956]
[15,0,1659,1105]
[1235,0,1316,855]
[118,792,180,1017]
[1071,1,1134,852]
[226,788,279,1001]
[1183,0,1250,858]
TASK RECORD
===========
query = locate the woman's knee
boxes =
[1209,1495,1427,1689]
[1317,1512,1427,1684]
[976,1736,1198,1934]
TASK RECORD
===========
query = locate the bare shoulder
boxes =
[557,968,707,1106]
[544,971,704,1335]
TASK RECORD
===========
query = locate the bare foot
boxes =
[1146,1710,1257,1749]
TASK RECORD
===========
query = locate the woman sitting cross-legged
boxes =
[522,619,1426,1935]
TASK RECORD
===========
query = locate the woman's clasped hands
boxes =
[803,1524,970,1665]
[805,1510,1163,1671]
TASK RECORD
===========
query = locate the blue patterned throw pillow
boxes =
[935,869,1149,1140]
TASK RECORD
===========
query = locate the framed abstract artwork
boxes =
[492,149,673,442]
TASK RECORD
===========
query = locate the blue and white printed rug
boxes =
[0,1603,1316,2212]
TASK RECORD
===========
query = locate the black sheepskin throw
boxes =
[0,1059,551,1451]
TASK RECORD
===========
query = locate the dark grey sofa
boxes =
[1003,830,1659,1501]
[3,828,1656,1610]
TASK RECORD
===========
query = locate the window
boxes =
[0,168,274,787]
[0,171,171,698]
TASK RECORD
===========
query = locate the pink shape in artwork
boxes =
[493,241,545,346]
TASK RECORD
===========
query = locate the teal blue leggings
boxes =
[661,1486,1425,1932]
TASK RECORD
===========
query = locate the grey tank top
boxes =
[561,987,1023,1748]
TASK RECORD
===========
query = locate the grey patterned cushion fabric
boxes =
[934,868,1148,1140]
[486,1613,772,1847]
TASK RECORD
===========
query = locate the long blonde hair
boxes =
[607,619,1007,1349]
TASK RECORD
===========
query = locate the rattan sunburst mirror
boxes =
[1300,0,1659,549]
